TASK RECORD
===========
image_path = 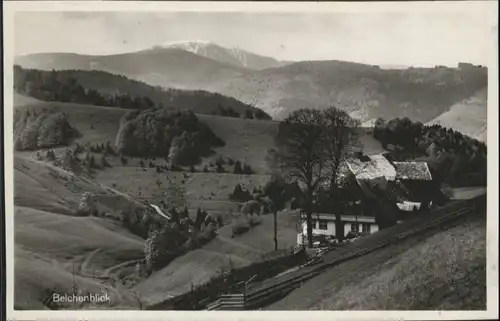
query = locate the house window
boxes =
[318,220,328,230]
[350,223,359,233]
[362,223,370,233]
[311,220,317,229]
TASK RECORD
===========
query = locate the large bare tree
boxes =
[322,108,360,242]
[270,107,359,247]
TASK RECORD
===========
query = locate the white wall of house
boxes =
[343,222,378,236]
[300,217,379,240]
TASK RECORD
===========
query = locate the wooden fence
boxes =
[206,194,485,310]
[146,247,308,310]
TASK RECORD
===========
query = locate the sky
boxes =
[14,9,496,67]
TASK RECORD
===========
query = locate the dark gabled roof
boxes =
[393,162,433,181]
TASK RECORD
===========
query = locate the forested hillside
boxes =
[13,66,272,119]
[373,117,487,186]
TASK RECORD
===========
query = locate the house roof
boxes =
[346,154,397,181]
[393,162,433,181]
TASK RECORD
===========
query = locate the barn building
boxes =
[297,153,434,246]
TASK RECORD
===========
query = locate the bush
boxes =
[244,109,254,119]
[100,155,111,168]
[14,110,81,151]
[45,149,56,161]
[215,156,225,167]
[216,214,224,227]
[77,192,98,216]
[441,184,454,200]
[229,184,253,202]
[243,164,253,175]
[198,222,217,244]
[233,161,243,174]
[105,141,117,156]
[231,219,250,236]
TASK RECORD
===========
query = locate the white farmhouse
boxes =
[297,213,379,246]
[296,153,435,246]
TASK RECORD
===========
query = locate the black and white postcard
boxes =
[2,1,498,320]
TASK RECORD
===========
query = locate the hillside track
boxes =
[208,194,485,310]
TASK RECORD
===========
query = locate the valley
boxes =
[10,40,489,311]
[12,93,302,309]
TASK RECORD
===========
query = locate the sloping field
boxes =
[13,92,41,107]
[13,156,147,309]
[14,155,145,217]
[15,246,139,310]
[14,207,145,310]
[14,156,108,215]
[267,214,486,310]
[15,206,144,269]
[133,211,300,305]
[13,94,278,172]
[198,115,279,173]
[14,94,128,146]
[94,167,270,215]
[427,88,487,142]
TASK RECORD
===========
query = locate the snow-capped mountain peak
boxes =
[153,40,284,70]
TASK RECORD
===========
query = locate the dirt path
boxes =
[80,248,102,277]
[102,259,144,278]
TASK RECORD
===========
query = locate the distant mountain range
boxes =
[16,47,247,91]
[15,40,488,127]
[155,40,291,70]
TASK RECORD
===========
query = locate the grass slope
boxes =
[267,214,486,310]
[94,167,271,216]
[15,246,138,310]
[15,206,144,272]
[14,93,128,146]
[133,211,300,305]
[13,155,148,309]
[14,205,145,310]
[427,88,487,142]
